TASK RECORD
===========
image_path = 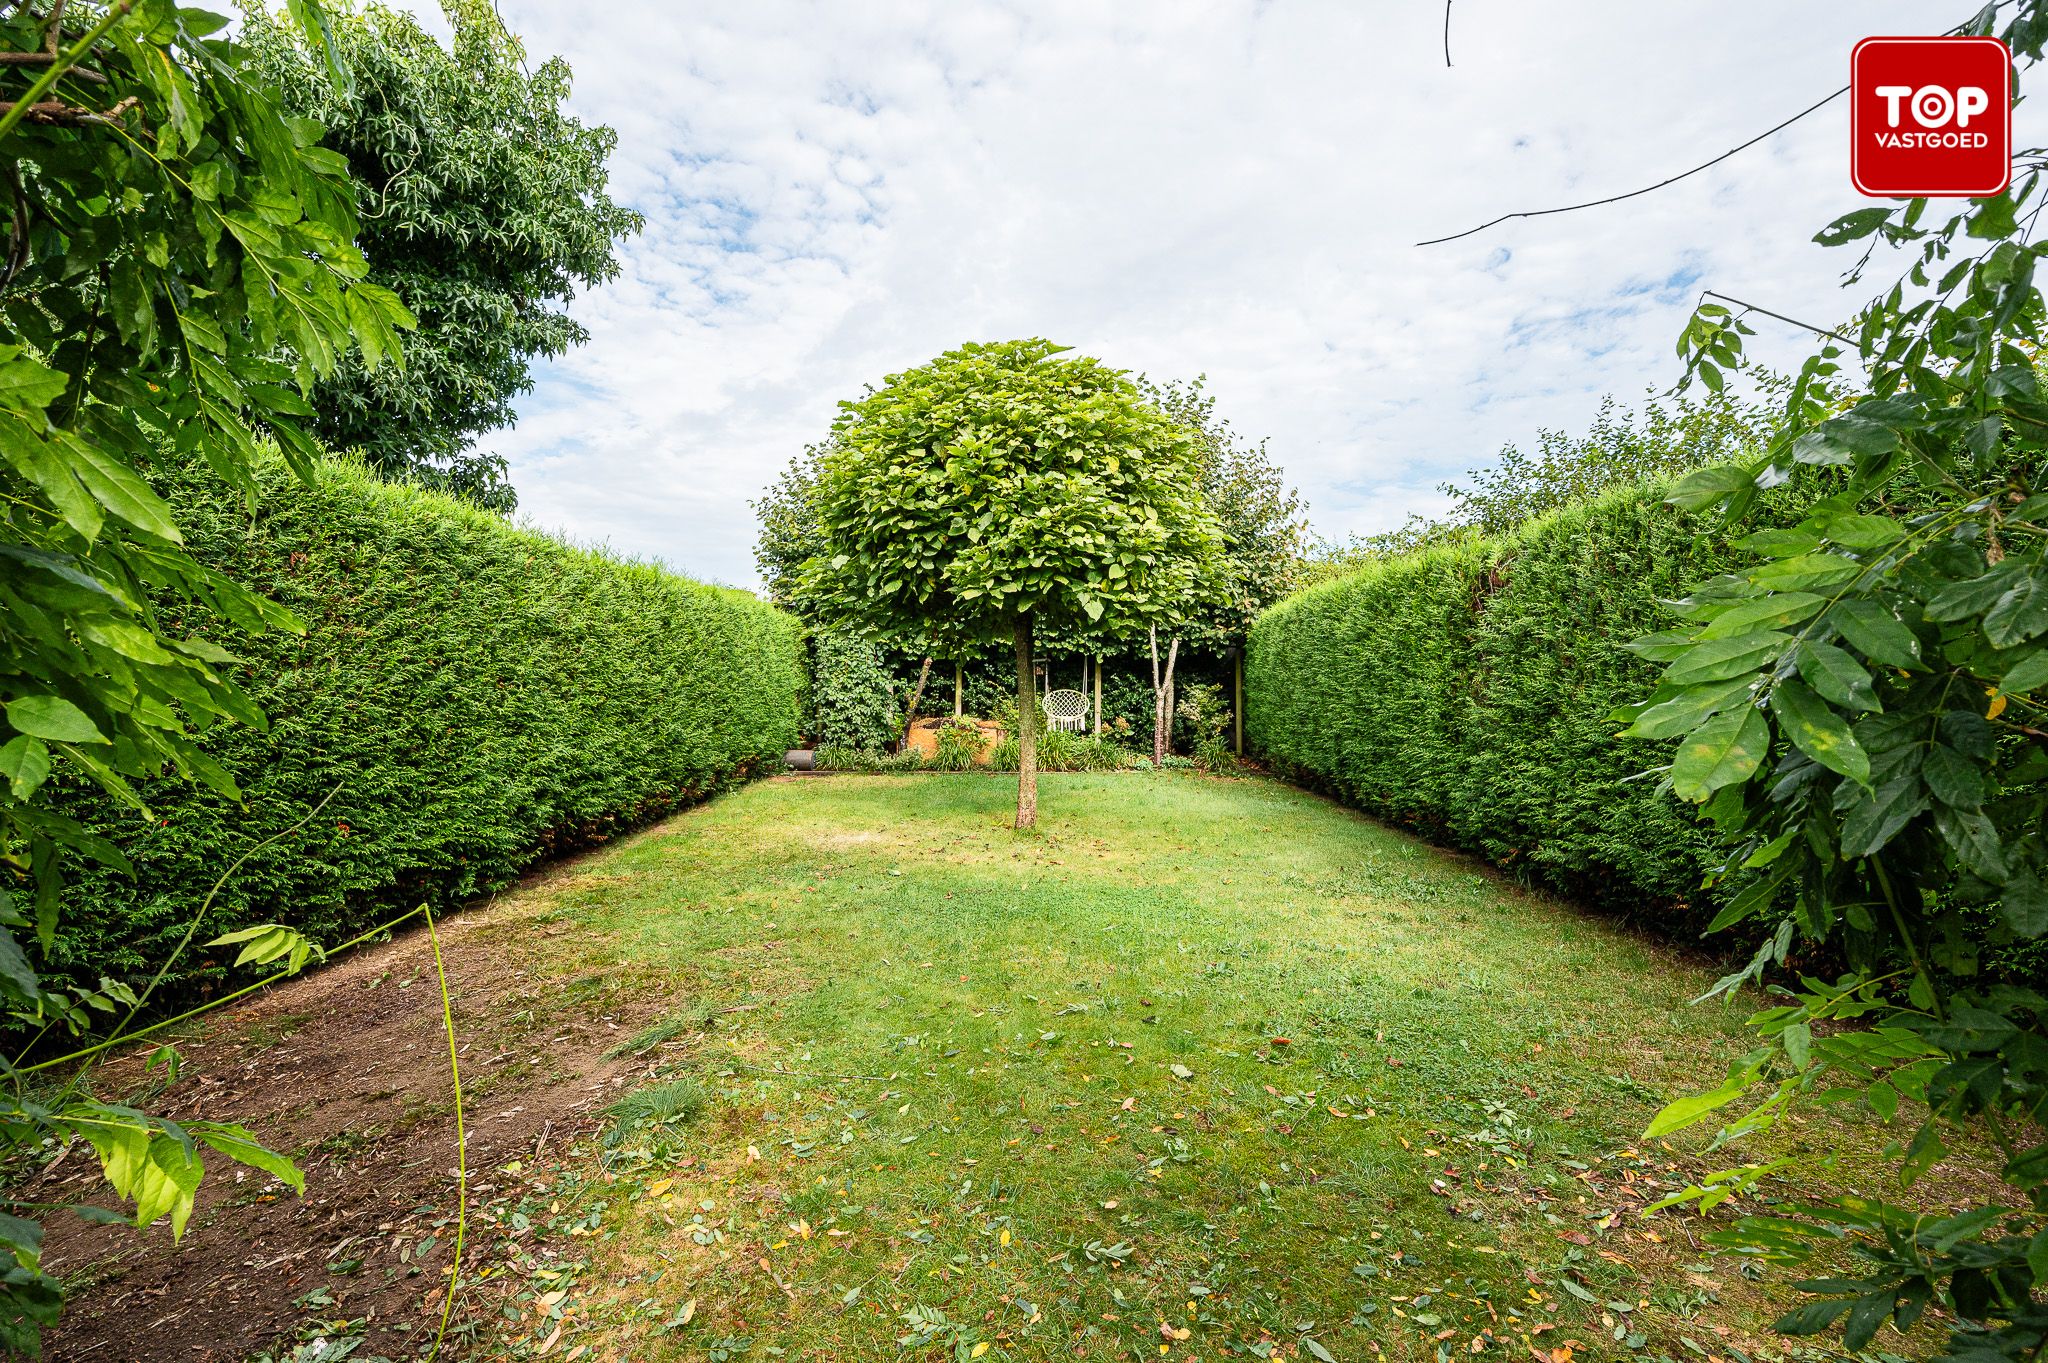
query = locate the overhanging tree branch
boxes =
[1701,290,1855,346]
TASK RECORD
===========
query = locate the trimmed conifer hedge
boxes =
[45,458,804,1004]
[1247,485,1744,924]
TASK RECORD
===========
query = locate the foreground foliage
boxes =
[0,0,414,1346]
[1620,9,2048,1358]
[242,0,641,510]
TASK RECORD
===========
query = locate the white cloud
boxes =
[393,0,2012,588]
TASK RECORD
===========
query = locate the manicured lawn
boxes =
[474,773,1959,1362]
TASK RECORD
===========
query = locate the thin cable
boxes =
[1417,86,1847,247]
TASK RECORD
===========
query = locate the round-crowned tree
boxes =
[803,339,1221,828]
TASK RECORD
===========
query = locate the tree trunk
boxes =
[954,662,963,718]
[1093,656,1102,737]
[1014,618,1038,829]
[898,656,932,748]
[1149,627,1180,766]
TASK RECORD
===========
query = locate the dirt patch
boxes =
[24,864,682,1362]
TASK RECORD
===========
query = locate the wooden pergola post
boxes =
[1232,647,1244,755]
[954,661,963,717]
[1093,657,1102,736]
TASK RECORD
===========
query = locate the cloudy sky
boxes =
[392,1,1995,591]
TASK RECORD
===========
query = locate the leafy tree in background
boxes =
[753,441,830,611]
[802,340,1221,827]
[1135,375,1308,644]
[1619,7,2048,1358]
[760,381,1299,762]
[1303,387,1774,583]
[759,386,1304,639]
[241,0,642,511]
[0,0,410,1346]
[1130,377,1305,759]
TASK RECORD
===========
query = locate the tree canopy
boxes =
[241,0,642,510]
[760,374,1300,652]
[801,339,1221,825]
[1135,375,1306,647]
[752,440,829,612]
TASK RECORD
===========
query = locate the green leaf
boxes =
[1927,563,2023,623]
[1922,744,1986,810]
[206,924,320,971]
[1983,570,2048,647]
[1621,680,1754,741]
[1794,641,1878,712]
[1622,629,1698,661]
[1813,207,1891,245]
[70,1116,206,1239]
[1645,1081,1750,1138]
[5,696,105,744]
[0,923,43,1008]
[0,735,50,800]
[55,432,182,541]
[0,415,103,540]
[1828,599,1922,669]
[1697,593,1823,639]
[1818,513,1904,550]
[1769,680,1870,784]
[0,351,69,414]
[1733,529,1822,558]
[1662,632,1790,687]
[1934,805,2006,883]
[1780,1020,1811,1071]
[190,1123,305,1196]
[1773,1301,1850,1338]
[1747,553,1861,592]
[1999,873,2048,939]
[1665,464,1756,512]
[2000,648,2048,693]
[1671,707,1768,803]
[1840,776,1927,859]
[284,0,355,97]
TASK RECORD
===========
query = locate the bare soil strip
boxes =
[33,862,671,1362]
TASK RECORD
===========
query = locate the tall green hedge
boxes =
[1248,485,1744,924]
[44,458,804,1004]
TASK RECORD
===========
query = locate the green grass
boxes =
[481,773,1966,1362]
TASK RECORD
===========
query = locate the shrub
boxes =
[1248,483,1750,926]
[43,458,804,1010]
[931,719,984,772]
[984,729,1127,773]
[811,744,880,773]
[807,628,900,751]
[1174,680,1232,753]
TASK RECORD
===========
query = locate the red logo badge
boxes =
[1852,36,2011,198]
